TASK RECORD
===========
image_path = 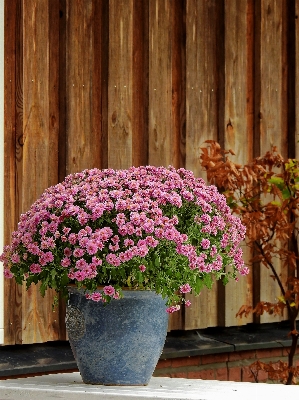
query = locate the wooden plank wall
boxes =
[3,0,298,344]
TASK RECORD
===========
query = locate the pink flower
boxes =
[64,247,72,257]
[103,285,115,296]
[166,305,181,313]
[86,241,98,255]
[91,256,102,266]
[124,238,134,247]
[61,257,71,267]
[74,270,87,281]
[63,227,71,235]
[185,300,192,307]
[210,245,217,258]
[199,214,211,224]
[91,292,102,302]
[68,233,77,244]
[30,264,42,274]
[145,236,159,248]
[4,269,13,278]
[73,248,85,258]
[136,245,148,257]
[139,264,146,272]
[39,251,54,266]
[201,239,210,249]
[11,253,20,264]
[76,258,87,270]
[179,283,191,294]
[106,253,121,266]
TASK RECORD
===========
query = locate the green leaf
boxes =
[39,281,47,297]
[60,272,69,287]
[268,177,284,191]
[222,275,229,285]
[282,188,291,200]
[154,254,160,267]
[195,276,204,294]
[203,274,213,289]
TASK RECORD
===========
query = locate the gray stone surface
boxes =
[0,373,297,399]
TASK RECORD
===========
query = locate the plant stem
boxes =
[286,317,298,385]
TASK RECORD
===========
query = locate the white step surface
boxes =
[0,372,297,399]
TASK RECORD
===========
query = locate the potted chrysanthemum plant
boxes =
[1,165,247,385]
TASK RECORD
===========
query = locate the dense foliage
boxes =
[1,165,246,312]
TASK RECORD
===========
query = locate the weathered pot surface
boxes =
[66,287,169,385]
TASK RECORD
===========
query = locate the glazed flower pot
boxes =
[65,287,169,385]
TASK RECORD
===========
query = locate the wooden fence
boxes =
[3,0,299,344]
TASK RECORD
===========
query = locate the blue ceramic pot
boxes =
[65,287,169,385]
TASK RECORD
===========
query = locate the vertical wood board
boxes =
[259,0,287,323]
[65,0,101,175]
[148,0,173,167]
[132,0,149,168]
[3,0,17,344]
[223,0,253,327]
[107,0,133,170]
[21,0,60,343]
[13,0,24,344]
[184,0,221,329]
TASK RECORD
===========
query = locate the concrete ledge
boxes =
[0,372,297,399]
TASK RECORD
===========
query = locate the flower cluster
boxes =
[0,166,247,311]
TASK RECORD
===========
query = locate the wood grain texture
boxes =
[223,0,253,327]
[108,0,133,169]
[171,0,186,169]
[148,0,184,169]
[4,0,18,345]
[14,0,23,344]
[132,0,149,168]
[65,0,101,174]
[148,0,171,167]
[258,0,288,324]
[184,0,222,329]
[21,0,59,343]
